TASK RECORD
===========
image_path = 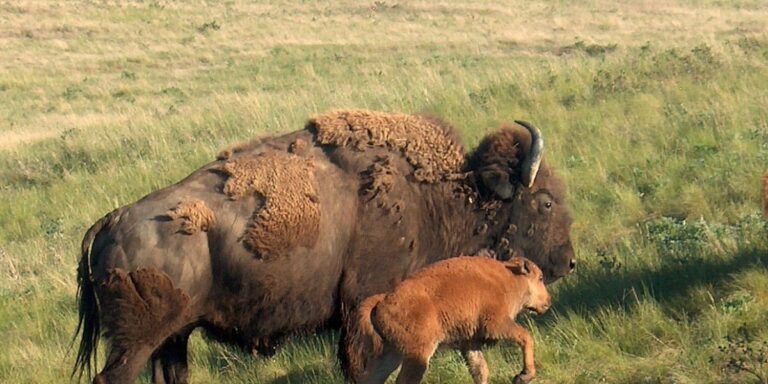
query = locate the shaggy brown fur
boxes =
[99,269,191,347]
[309,110,464,183]
[467,124,573,280]
[467,124,534,200]
[222,151,320,259]
[763,174,768,217]
[353,256,551,384]
[289,137,311,157]
[94,268,191,384]
[361,155,404,214]
[166,199,215,234]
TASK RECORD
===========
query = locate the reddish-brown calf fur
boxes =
[353,256,551,384]
[762,174,767,218]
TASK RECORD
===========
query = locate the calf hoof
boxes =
[513,372,534,384]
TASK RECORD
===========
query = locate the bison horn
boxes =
[515,120,543,188]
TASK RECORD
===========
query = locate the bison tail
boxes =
[340,293,387,383]
[71,211,113,381]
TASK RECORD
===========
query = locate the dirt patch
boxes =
[167,199,216,234]
[222,151,320,259]
[308,109,464,183]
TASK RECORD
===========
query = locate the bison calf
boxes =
[763,174,767,217]
[352,256,551,384]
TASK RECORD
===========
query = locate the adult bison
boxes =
[73,110,575,383]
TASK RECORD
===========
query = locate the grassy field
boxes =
[1,1,768,383]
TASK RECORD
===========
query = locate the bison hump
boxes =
[308,109,465,183]
[221,151,321,260]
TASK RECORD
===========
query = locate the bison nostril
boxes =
[569,259,576,271]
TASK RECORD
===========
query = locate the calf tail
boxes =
[340,293,387,383]
[71,211,114,381]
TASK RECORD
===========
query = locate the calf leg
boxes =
[486,320,536,384]
[151,330,192,384]
[461,349,489,384]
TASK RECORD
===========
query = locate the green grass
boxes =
[1,1,767,383]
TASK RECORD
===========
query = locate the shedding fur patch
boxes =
[99,268,190,348]
[222,151,320,259]
[289,138,311,157]
[309,110,465,183]
[167,199,216,234]
[360,155,403,214]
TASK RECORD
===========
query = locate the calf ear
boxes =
[506,257,530,275]
[480,165,515,200]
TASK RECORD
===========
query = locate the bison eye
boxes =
[544,201,552,209]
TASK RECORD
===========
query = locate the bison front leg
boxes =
[151,330,192,384]
[511,327,536,384]
[486,319,536,384]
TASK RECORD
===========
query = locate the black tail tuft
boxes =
[72,255,100,381]
[71,211,115,381]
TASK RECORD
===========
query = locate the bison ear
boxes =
[480,165,515,200]
[506,257,530,276]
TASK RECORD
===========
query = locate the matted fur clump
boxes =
[467,124,532,179]
[309,109,465,183]
[167,199,216,234]
[99,268,190,347]
[222,151,320,259]
[360,155,402,213]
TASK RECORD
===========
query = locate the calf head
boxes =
[469,121,575,283]
[506,257,551,315]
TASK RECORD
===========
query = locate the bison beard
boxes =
[73,110,575,384]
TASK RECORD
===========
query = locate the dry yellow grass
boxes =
[2,1,767,148]
[1,1,767,383]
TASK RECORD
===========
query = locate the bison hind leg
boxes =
[361,348,402,384]
[95,268,193,384]
[151,329,193,384]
